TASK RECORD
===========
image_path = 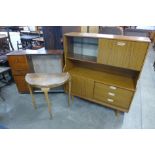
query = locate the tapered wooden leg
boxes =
[28,84,37,109]
[41,88,52,119]
[115,110,120,117]
[68,78,71,107]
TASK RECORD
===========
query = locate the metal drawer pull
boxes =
[107,98,114,102]
[108,92,115,96]
[109,86,117,90]
[117,42,126,46]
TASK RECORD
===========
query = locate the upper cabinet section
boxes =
[73,37,98,57]
[97,38,149,71]
[65,36,98,63]
[64,32,150,70]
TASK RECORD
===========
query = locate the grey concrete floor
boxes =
[0,44,155,129]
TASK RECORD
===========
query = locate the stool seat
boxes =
[25,72,70,88]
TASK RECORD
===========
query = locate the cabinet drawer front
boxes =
[14,76,29,93]
[12,69,30,76]
[8,56,29,69]
[94,82,133,108]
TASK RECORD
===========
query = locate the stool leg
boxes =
[42,88,52,119]
[71,95,74,103]
[28,84,37,109]
[68,78,71,107]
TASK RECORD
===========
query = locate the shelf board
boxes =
[69,67,136,91]
[67,53,97,63]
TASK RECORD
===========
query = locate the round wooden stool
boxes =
[25,72,71,119]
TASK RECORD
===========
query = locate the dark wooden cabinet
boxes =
[42,26,63,50]
[7,55,31,93]
[42,26,81,50]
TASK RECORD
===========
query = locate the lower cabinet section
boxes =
[70,74,134,111]
[94,82,134,109]
[14,76,29,93]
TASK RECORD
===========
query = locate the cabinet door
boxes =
[129,42,148,70]
[97,39,148,70]
[98,39,131,68]
[71,74,94,99]
[14,76,29,93]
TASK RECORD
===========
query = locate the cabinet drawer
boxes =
[8,55,29,70]
[94,82,133,109]
[14,76,29,93]
[12,69,30,76]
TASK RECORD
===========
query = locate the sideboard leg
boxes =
[115,110,120,117]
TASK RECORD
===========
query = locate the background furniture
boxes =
[0,67,11,100]
[99,26,123,35]
[81,26,99,33]
[63,32,150,113]
[42,26,63,50]
[42,26,81,50]
[7,49,64,93]
[32,37,44,49]
[25,72,71,119]
[0,67,11,83]
[124,28,149,37]
[20,35,40,49]
[0,34,10,65]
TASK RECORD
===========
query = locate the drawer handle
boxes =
[108,92,115,96]
[107,98,114,102]
[117,42,126,46]
[109,86,117,90]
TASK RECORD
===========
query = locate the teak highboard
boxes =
[63,32,150,112]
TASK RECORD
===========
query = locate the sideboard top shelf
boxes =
[64,32,151,43]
